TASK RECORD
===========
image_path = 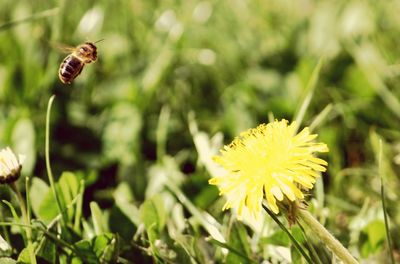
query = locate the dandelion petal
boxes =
[209,119,328,219]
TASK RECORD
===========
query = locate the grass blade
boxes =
[74,180,85,233]
[209,239,258,264]
[2,200,25,243]
[166,181,226,244]
[0,8,58,31]
[262,204,313,264]
[293,57,324,133]
[378,139,395,264]
[297,221,324,264]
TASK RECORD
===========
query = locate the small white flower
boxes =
[0,147,24,184]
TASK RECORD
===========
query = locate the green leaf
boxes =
[140,195,166,233]
[291,244,305,264]
[291,226,306,244]
[35,172,80,223]
[29,178,49,219]
[261,229,290,247]
[226,222,252,264]
[36,187,59,222]
[36,236,56,263]
[90,202,107,235]
[70,257,84,264]
[58,172,80,203]
[109,206,135,241]
[0,257,17,264]
[74,233,118,264]
[74,240,100,264]
[82,219,95,239]
[364,220,385,250]
[210,239,257,264]
[94,233,118,264]
[171,241,193,264]
[2,200,19,223]
[177,234,213,263]
[17,248,30,263]
[139,195,166,245]
[261,221,305,247]
[2,200,25,242]
[113,182,140,227]
[58,171,80,220]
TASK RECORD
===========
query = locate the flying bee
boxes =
[58,40,103,84]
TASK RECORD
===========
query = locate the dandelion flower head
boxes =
[0,147,25,184]
[209,119,328,219]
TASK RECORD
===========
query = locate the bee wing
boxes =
[51,42,76,53]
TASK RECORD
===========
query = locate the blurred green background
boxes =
[0,0,399,262]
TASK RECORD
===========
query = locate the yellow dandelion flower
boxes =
[209,119,328,219]
[0,147,25,184]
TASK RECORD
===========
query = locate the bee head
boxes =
[77,42,97,62]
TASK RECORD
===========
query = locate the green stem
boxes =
[297,209,358,264]
[9,182,36,264]
[45,95,68,228]
[262,204,313,264]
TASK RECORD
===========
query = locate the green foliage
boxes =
[72,233,118,264]
[0,0,399,263]
[360,220,386,257]
[0,258,16,264]
[225,222,253,264]
[29,172,80,223]
[36,235,56,263]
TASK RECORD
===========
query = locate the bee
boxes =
[58,40,102,84]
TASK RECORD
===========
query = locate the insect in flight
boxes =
[58,39,103,84]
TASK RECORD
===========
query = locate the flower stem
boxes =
[262,204,313,264]
[9,182,37,264]
[45,95,68,229]
[297,209,358,264]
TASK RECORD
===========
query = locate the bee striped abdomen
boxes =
[59,55,84,84]
[58,41,98,84]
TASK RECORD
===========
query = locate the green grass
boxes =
[0,0,399,263]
